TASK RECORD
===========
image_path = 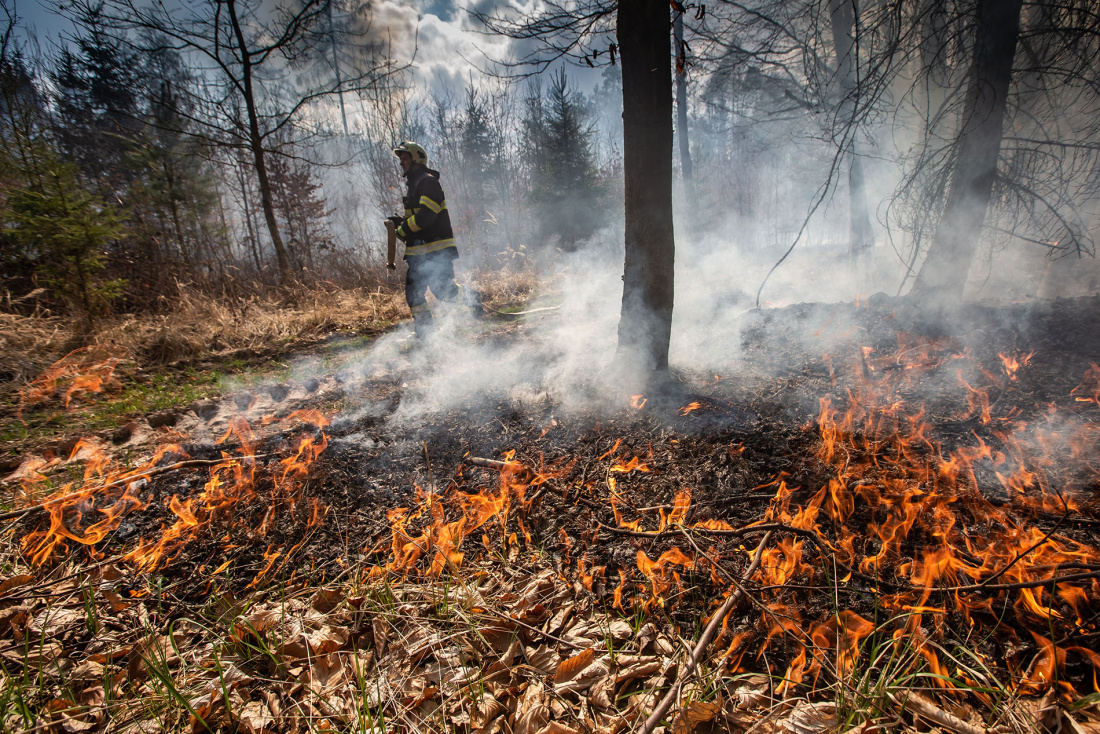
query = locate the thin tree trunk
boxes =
[911,0,1023,304]
[327,0,349,135]
[673,10,693,194]
[164,158,189,266]
[227,0,292,284]
[614,0,676,382]
[829,0,874,262]
[235,154,263,273]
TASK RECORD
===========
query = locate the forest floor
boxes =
[1,284,1099,733]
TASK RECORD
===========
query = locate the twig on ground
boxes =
[641,530,774,734]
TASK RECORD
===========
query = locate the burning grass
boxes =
[1,299,1100,732]
[0,282,407,463]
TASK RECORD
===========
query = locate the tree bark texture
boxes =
[674,11,693,192]
[227,0,292,284]
[615,0,676,379]
[828,0,874,261]
[911,0,1023,304]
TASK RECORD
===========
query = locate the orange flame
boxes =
[18,348,120,419]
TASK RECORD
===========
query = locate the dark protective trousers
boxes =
[405,249,459,330]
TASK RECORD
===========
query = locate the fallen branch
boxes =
[465,456,529,475]
[0,455,269,522]
[641,530,774,734]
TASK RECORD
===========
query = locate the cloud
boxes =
[359,1,534,97]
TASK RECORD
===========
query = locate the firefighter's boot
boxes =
[463,286,485,319]
[412,308,434,338]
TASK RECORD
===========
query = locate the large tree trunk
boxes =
[673,10,693,193]
[828,0,874,263]
[911,0,1023,304]
[614,0,676,382]
[227,0,292,285]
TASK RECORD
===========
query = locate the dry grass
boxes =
[470,261,546,313]
[0,311,72,388]
[0,283,408,399]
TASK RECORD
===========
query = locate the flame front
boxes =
[19,411,330,575]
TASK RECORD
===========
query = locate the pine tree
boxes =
[129,41,218,268]
[1,136,124,327]
[460,86,495,203]
[528,68,602,252]
[51,9,139,189]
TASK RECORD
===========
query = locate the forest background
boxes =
[2,0,1099,382]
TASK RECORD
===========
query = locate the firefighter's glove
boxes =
[386,215,405,240]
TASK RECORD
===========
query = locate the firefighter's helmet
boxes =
[393,141,428,166]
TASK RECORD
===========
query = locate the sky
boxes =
[9,0,609,101]
[11,0,554,93]
[10,0,72,41]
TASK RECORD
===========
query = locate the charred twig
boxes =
[970,515,1064,590]
[641,531,774,734]
[0,455,270,522]
[945,570,1100,593]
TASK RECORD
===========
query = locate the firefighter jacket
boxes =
[396,165,457,258]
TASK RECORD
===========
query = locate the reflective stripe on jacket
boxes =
[396,166,456,257]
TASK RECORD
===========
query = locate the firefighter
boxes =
[387,141,477,336]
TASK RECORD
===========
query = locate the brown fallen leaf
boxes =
[607,618,633,641]
[103,589,129,613]
[546,602,574,635]
[70,660,105,682]
[587,674,614,710]
[308,625,350,656]
[303,651,346,694]
[536,723,583,734]
[237,700,275,734]
[0,604,30,638]
[515,680,551,734]
[554,647,594,683]
[79,684,105,709]
[671,696,724,734]
[731,675,770,710]
[471,694,506,729]
[311,587,343,613]
[30,607,83,637]
[527,644,560,674]
[3,641,64,673]
[502,636,523,667]
[554,655,611,695]
[777,701,838,734]
[516,704,551,734]
[0,574,34,598]
[615,656,661,684]
[371,616,389,655]
[1070,720,1100,734]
